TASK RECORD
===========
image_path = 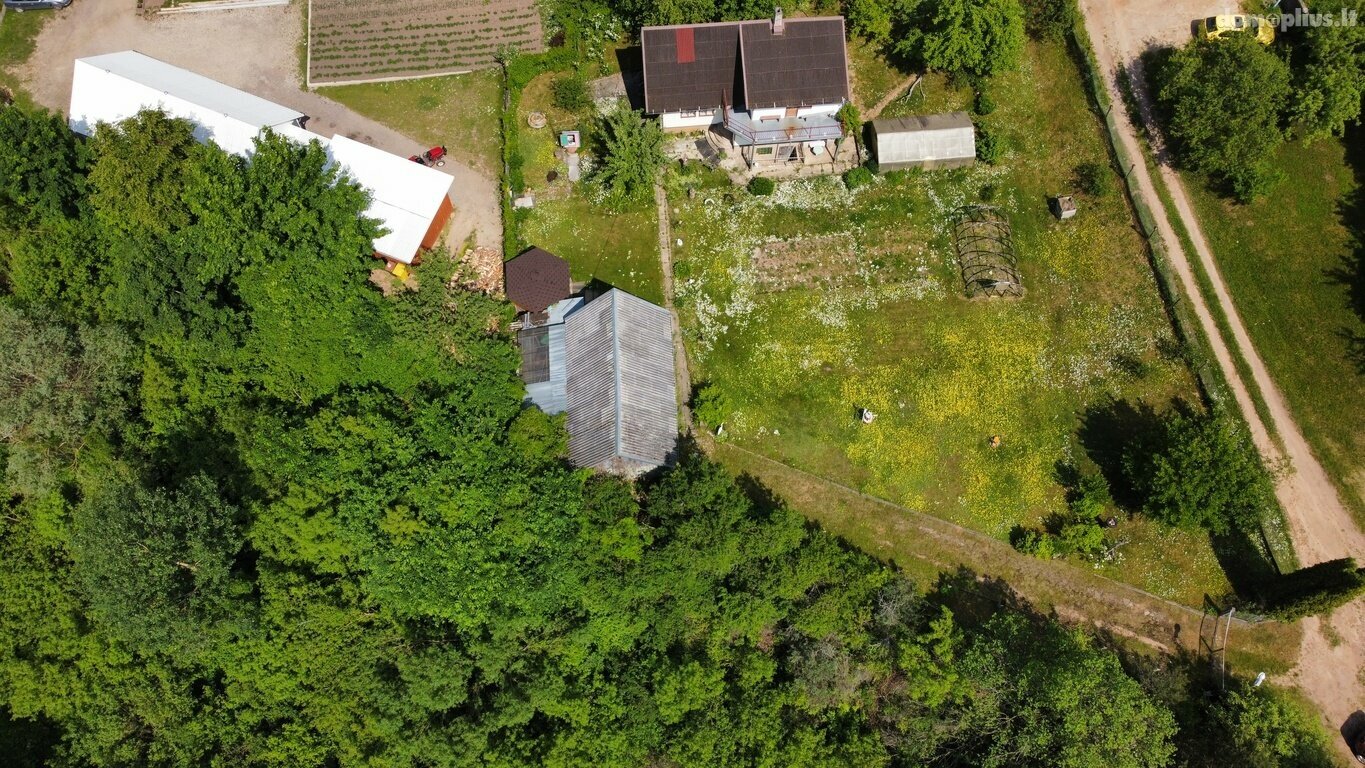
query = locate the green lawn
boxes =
[323,71,504,176]
[670,42,1237,606]
[1183,135,1365,524]
[518,196,662,305]
[847,37,909,112]
[0,8,49,107]
[510,72,662,304]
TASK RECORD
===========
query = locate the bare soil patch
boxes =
[752,234,860,290]
[308,0,543,85]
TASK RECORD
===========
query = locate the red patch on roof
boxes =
[675,28,695,64]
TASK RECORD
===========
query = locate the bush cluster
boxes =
[974,90,997,116]
[975,127,1001,164]
[843,166,875,190]
[1074,161,1112,196]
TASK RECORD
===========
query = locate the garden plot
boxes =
[671,43,1235,606]
[308,0,543,85]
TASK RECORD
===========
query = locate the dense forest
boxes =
[0,98,1337,767]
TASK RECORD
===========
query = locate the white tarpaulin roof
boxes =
[70,51,303,157]
[325,135,452,264]
[69,51,452,264]
[871,112,976,165]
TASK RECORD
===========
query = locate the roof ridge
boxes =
[609,290,624,460]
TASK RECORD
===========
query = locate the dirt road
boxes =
[1077,0,1365,757]
[16,0,501,249]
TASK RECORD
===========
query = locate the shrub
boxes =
[1074,161,1112,196]
[835,102,862,138]
[552,75,591,112]
[1020,0,1078,41]
[746,176,775,196]
[1011,527,1057,559]
[692,383,733,429]
[1057,520,1106,556]
[1067,471,1112,520]
[1121,410,1275,535]
[593,104,666,206]
[843,166,874,190]
[974,90,997,116]
[975,128,1001,164]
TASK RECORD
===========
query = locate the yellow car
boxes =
[1200,14,1276,44]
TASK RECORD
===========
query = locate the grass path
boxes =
[654,182,692,425]
[863,73,921,121]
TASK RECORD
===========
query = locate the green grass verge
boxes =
[847,37,909,112]
[1066,20,1300,578]
[323,71,505,177]
[507,71,662,303]
[518,195,662,304]
[1180,137,1365,527]
[0,8,49,107]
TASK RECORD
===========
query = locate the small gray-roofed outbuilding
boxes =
[564,289,678,475]
[870,112,976,171]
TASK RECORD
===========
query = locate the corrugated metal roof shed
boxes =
[565,289,677,474]
[871,112,977,170]
[521,297,581,415]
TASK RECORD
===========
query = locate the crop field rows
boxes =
[308,0,544,85]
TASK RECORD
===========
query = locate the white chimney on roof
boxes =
[773,7,785,34]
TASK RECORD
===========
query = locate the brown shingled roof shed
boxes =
[504,247,571,313]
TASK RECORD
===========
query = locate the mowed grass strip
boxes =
[510,73,663,305]
[1182,135,1365,524]
[323,71,504,176]
[669,41,1238,604]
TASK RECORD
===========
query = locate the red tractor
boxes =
[408,145,447,167]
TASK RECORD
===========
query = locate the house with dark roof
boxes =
[641,9,851,168]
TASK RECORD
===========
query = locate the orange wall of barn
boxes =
[421,196,455,250]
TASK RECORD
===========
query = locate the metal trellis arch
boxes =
[952,204,1023,299]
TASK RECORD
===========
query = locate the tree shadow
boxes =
[927,565,1046,631]
[1209,527,1279,603]
[1325,122,1365,373]
[1076,397,1166,510]
[1341,710,1365,761]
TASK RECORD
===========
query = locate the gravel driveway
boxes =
[17,0,501,250]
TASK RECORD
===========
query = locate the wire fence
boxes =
[1064,23,1296,579]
